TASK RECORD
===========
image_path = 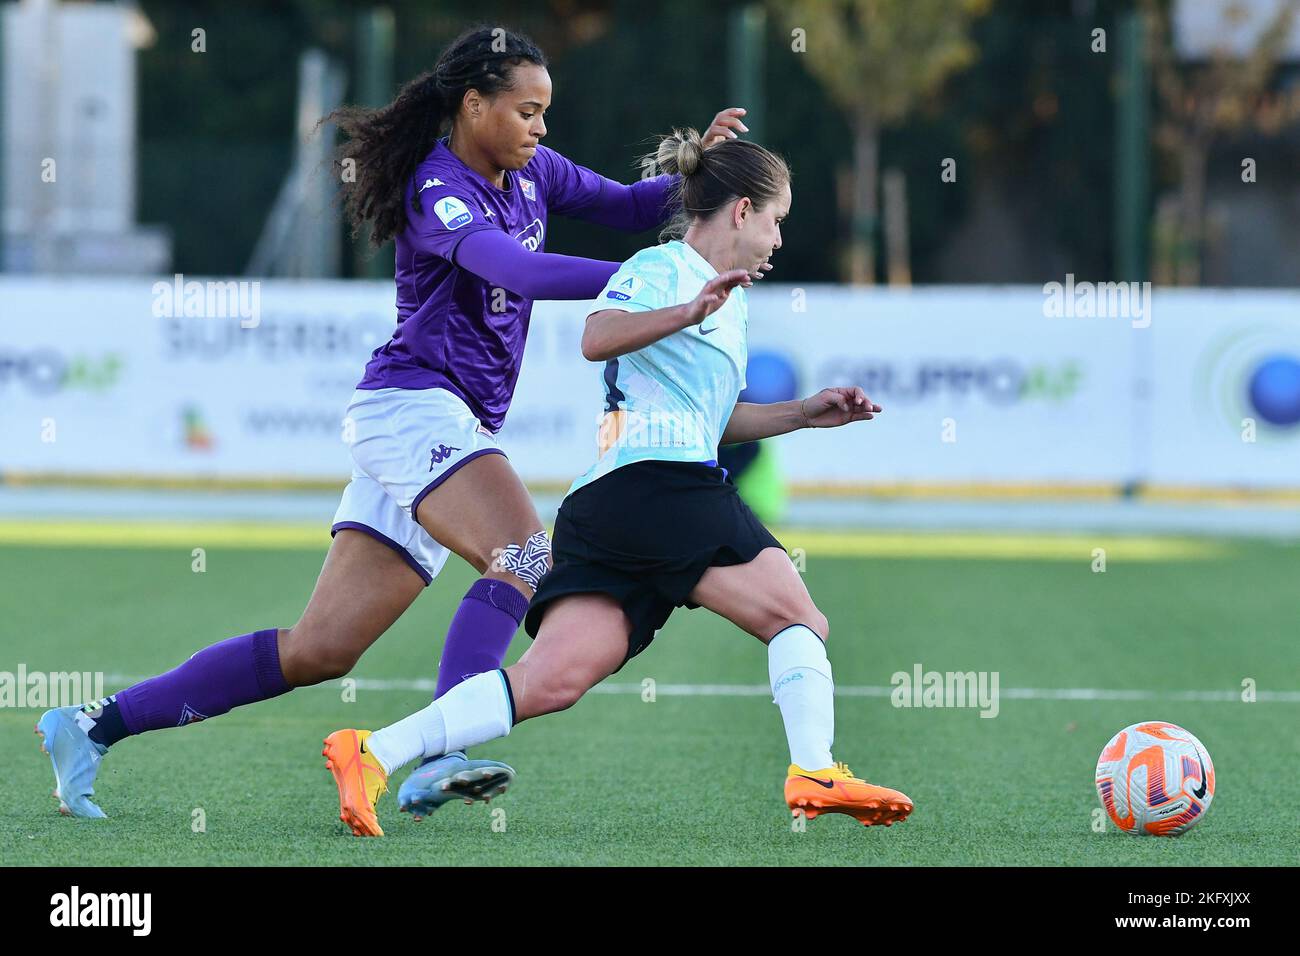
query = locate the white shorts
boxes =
[330,387,507,585]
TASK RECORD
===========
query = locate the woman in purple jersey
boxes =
[35,25,753,826]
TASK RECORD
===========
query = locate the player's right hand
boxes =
[701,107,749,147]
[684,268,751,325]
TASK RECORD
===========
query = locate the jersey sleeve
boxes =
[533,145,606,217]
[405,175,497,261]
[455,229,621,300]
[533,145,676,231]
[590,248,678,317]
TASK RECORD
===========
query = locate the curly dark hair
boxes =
[326,25,547,248]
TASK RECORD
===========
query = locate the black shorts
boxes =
[524,460,784,665]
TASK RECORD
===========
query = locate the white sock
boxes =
[365,671,514,775]
[768,624,834,770]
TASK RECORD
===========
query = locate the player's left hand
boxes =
[800,387,881,428]
[702,107,749,147]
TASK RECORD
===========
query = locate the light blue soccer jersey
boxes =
[569,239,748,494]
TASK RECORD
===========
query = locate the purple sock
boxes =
[116,629,290,734]
[433,578,529,699]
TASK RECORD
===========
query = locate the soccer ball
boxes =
[1095,721,1214,837]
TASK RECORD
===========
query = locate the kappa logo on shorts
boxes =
[429,444,462,469]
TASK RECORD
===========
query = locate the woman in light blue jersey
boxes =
[337,129,915,830]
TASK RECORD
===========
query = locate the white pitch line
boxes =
[93,675,1300,704]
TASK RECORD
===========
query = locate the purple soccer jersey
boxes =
[359,138,673,431]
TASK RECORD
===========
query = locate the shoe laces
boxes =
[834,761,857,779]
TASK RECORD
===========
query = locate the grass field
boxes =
[2,526,1297,866]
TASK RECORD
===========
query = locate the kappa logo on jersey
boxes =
[514,218,545,252]
[519,177,537,201]
[417,177,447,193]
[429,443,462,469]
[606,274,645,301]
[434,196,473,230]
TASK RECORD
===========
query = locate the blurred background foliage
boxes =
[134,0,1300,285]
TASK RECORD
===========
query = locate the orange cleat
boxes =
[785,762,913,827]
[323,729,389,837]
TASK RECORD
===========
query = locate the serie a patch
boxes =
[434,196,474,230]
[606,274,644,301]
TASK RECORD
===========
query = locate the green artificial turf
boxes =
[2,537,1296,866]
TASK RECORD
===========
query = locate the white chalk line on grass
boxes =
[98,674,1300,704]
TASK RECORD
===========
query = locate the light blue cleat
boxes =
[35,706,109,819]
[397,751,515,821]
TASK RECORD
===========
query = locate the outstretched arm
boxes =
[547,163,677,233]
[720,388,882,445]
[453,228,620,301]
[544,107,752,232]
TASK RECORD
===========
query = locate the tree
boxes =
[1145,0,1300,285]
[771,0,989,283]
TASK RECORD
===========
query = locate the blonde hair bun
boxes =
[655,127,705,177]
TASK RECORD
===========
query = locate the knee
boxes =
[765,605,829,644]
[279,624,359,686]
[535,678,587,716]
[516,670,588,719]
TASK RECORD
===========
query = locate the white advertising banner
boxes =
[743,286,1138,484]
[1,278,1297,490]
[1142,289,1300,487]
[2,278,394,480]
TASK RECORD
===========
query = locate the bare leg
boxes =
[362,593,629,779]
[413,452,550,697]
[40,529,425,820]
[414,452,548,596]
[366,453,553,812]
[687,547,828,643]
[277,529,426,686]
[689,547,839,776]
[507,593,631,720]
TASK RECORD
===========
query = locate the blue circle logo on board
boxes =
[1247,355,1300,427]
[741,351,799,405]
[1196,329,1300,441]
